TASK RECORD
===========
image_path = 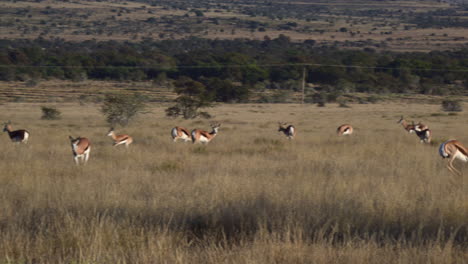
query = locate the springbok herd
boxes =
[2,116,468,176]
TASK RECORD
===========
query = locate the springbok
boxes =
[414,125,432,144]
[397,116,415,133]
[171,126,191,142]
[337,124,353,136]
[69,136,91,165]
[191,123,221,144]
[278,122,296,139]
[415,122,429,131]
[439,140,468,176]
[107,128,133,148]
[3,121,29,143]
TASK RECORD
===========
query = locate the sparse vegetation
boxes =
[0,0,467,51]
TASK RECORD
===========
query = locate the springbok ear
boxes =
[68,135,74,141]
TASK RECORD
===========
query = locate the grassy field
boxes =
[0,101,467,263]
[0,81,177,104]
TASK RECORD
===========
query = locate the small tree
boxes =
[166,77,213,119]
[101,93,147,126]
[41,106,61,120]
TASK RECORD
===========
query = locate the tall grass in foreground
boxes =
[0,102,467,263]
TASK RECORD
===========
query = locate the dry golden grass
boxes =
[0,81,177,103]
[0,102,467,263]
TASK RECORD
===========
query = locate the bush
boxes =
[337,98,350,108]
[166,77,213,119]
[367,95,381,104]
[307,92,326,107]
[441,99,463,112]
[165,96,212,119]
[101,93,147,126]
[40,106,61,120]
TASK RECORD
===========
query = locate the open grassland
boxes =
[1,0,467,51]
[0,102,467,263]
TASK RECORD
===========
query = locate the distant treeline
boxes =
[1,36,468,101]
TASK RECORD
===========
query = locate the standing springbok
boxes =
[171,126,191,142]
[69,136,91,165]
[397,116,415,133]
[3,121,29,143]
[278,122,296,140]
[107,128,133,148]
[439,140,468,176]
[337,124,353,136]
[191,123,221,144]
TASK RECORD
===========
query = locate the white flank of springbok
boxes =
[415,122,429,131]
[278,122,296,139]
[439,139,468,176]
[69,136,91,165]
[191,123,221,144]
[107,128,133,148]
[171,126,192,142]
[337,124,353,136]
[3,121,29,143]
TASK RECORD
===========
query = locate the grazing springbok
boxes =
[3,121,29,143]
[69,136,91,165]
[337,124,353,136]
[171,126,191,142]
[107,128,133,148]
[191,123,221,144]
[397,116,415,133]
[439,140,468,176]
[278,122,296,140]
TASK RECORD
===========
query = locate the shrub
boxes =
[40,106,61,120]
[441,99,462,112]
[101,93,147,126]
[337,98,350,108]
[308,93,326,107]
[166,77,213,119]
[367,95,381,104]
[165,97,212,119]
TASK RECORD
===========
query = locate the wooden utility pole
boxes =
[301,67,306,104]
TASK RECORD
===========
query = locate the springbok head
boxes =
[69,135,77,144]
[3,120,11,132]
[210,122,221,132]
[278,122,288,131]
[397,116,405,124]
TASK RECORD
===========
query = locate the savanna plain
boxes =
[1,102,467,263]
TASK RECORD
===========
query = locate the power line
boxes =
[0,62,468,72]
